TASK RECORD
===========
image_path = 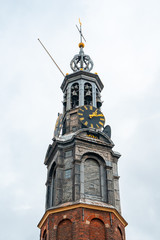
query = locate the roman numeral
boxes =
[80,118,84,121]
[90,106,93,110]
[78,113,83,115]
[79,108,84,112]
[99,121,104,126]
[96,124,99,128]
[100,118,105,121]
[84,121,88,126]
[91,123,93,128]
[84,106,88,110]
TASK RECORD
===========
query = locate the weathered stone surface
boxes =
[44,129,121,214]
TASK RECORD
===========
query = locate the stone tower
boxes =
[38,23,127,240]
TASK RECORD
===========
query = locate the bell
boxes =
[72,90,78,96]
[85,90,91,96]
[97,98,102,108]
[84,84,89,90]
[74,84,79,90]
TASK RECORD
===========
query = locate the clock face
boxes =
[78,105,105,129]
[54,113,63,137]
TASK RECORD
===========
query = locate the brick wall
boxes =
[40,207,126,240]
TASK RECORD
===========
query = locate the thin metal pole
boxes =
[76,25,86,42]
[38,38,65,77]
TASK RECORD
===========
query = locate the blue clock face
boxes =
[54,113,63,137]
[78,105,105,129]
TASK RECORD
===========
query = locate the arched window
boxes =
[84,159,101,197]
[89,218,105,240]
[57,219,72,240]
[71,83,79,108]
[84,83,92,105]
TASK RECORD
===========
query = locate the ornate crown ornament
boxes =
[70,47,94,72]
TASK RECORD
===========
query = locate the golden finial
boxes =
[79,18,82,26]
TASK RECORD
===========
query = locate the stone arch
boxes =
[89,218,106,240]
[80,152,107,202]
[81,152,106,166]
[48,162,56,178]
[57,219,72,240]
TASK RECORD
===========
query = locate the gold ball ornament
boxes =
[78,42,85,48]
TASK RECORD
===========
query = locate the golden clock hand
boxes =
[95,114,104,117]
[89,113,96,118]
[89,109,98,118]
[89,113,104,118]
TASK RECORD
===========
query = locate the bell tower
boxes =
[38,22,127,240]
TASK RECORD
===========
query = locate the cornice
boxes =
[38,202,128,229]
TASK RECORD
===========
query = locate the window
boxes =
[65,169,71,179]
[65,150,72,158]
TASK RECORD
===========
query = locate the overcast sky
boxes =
[1,0,160,239]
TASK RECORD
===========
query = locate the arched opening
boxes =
[57,219,72,240]
[63,91,67,112]
[51,169,56,206]
[71,83,79,108]
[42,229,47,240]
[84,82,92,105]
[117,226,123,240]
[81,153,107,202]
[84,159,101,197]
[89,218,105,240]
[46,162,56,209]
[96,88,102,109]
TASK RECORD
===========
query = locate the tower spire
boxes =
[70,20,93,72]
[38,23,127,240]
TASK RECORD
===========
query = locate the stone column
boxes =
[92,83,96,107]
[66,84,71,110]
[74,161,81,201]
[79,80,84,106]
